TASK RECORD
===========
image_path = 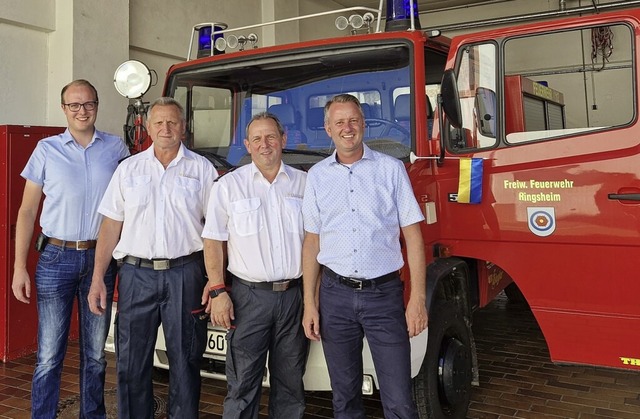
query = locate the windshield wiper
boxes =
[282,148,330,158]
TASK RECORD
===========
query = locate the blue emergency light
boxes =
[197,24,225,58]
[385,0,421,31]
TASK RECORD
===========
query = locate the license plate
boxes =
[205,329,227,356]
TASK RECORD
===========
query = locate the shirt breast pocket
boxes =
[123,175,151,207]
[284,197,303,234]
[173,176,201,208]
[231,198,262,237]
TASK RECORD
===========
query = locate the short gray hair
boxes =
[148,97,186,122]
[246,112,286,137]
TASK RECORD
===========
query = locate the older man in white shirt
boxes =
[202,112,307,419]
[88,97,217,419]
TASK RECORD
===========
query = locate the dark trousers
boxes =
[115,256,207,419]
[319,270,418,419]
[223,278,307,419]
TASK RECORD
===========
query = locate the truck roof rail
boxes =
[188,1,384,60]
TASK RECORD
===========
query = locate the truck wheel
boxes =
[413,299,472,419]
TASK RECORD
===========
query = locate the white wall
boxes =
[300,0,351,41]
[0,0,55,127]
[128,0,262,103]
[0,0,128,135]
[0,23,49,124]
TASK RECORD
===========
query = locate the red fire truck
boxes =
[111,1,640,417]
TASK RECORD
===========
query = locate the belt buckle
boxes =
[345,277,363,290]
[273,281,290,292]
[153,260,171,270]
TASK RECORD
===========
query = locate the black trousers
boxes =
[223,278,308,419]
[115,256,207,419]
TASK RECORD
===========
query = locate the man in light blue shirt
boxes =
[12,79,129,419]
[302,94,427,419]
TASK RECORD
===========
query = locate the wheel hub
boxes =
[438,337,470,406]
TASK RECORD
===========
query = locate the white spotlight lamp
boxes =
[335,15,349,31]
[113,60,152,99]
[349,14,365,29]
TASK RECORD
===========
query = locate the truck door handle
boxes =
[608,193,640,201]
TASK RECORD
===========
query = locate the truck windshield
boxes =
[167,42,416,168]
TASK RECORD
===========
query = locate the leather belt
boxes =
[233,275,300,292]
[122,251,203,271]
[324,267,399,290]
[48,237,97,251]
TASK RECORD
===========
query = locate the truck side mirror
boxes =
[475,87,496,138]
[440,69,462,129]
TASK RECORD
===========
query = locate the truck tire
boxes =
[413,299,472,419]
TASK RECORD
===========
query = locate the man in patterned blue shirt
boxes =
[301,93,427,419]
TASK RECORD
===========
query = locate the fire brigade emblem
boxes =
[527,207,556,237]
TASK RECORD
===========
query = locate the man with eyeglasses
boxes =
[12,79,129,418]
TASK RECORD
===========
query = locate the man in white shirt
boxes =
[202,112,307,418]
[88,97,218,419]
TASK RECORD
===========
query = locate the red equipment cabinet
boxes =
[0,125,80,362]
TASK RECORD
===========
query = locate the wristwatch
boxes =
[209,286,227,299]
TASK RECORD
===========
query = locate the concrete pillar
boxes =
[47,0,130,135]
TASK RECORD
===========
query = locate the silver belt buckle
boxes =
[153,260,171,270]
[272,280,290,292]
[343,277,364,290]
[75,241,83,251]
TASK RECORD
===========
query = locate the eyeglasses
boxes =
[63,101,98,112]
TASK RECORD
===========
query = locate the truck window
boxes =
[190,86,233,149]
[167,43,416,167]
[308,90,411,153]
[448,43,498,151]
[395,85,439,139]
[449,23,634,152]
[503,24,633,144]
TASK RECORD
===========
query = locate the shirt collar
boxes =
[62,128,102,146]
[329,143,375,165]
[142,142,191,163]
[250,160,289,182]
[139,145,156,160]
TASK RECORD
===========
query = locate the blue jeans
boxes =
[319,270,418,419]
[31,244,115,419]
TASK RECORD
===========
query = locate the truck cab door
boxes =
[439,10,640,370]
